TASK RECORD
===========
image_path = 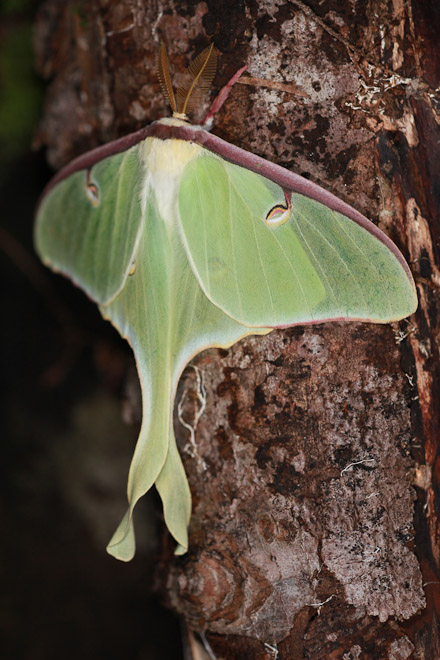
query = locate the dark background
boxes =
[0,2,183,658]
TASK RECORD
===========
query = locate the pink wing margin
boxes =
[37,119,414,288]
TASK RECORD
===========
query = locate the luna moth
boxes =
[35,43,417,561]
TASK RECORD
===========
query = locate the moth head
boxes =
[157,41,217,120]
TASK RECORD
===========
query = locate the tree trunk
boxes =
[34,1,439,658]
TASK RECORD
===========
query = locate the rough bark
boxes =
[33,1,439,658]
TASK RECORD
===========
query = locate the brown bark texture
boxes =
[33,0,440,658]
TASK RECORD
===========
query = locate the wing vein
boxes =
[299,207,369,315]
[228,169,277,320]
[293,210,340,315]
[332,211,393,318]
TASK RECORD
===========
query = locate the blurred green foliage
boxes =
[0,5,43,174]
[2,0,33,13]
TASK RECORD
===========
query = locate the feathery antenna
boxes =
[157,42,217,118]
[157,41,177,113]
[176,43,217,115]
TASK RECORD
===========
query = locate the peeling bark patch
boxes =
[318,28,350,65]
[411,2,440,87]
[204,0,250,51]
[303,606,416,659]
[379,87,440,585]
[321,476,424,622]
[389,635,415,659]
[331,144,360,178]
[271,463,303,497]
[377,133,401,180]
[239,15,377,215]
[167,324,424,641]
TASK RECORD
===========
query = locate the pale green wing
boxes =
[35,145,266,560]
[178,154,417,327]
[102,192,265,559]
[35,146,143,305]
[35,147,180,559]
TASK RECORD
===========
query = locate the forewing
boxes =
[178,154,417,327]
[35,145,143,305]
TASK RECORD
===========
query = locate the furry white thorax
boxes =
[139,117,202,229]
